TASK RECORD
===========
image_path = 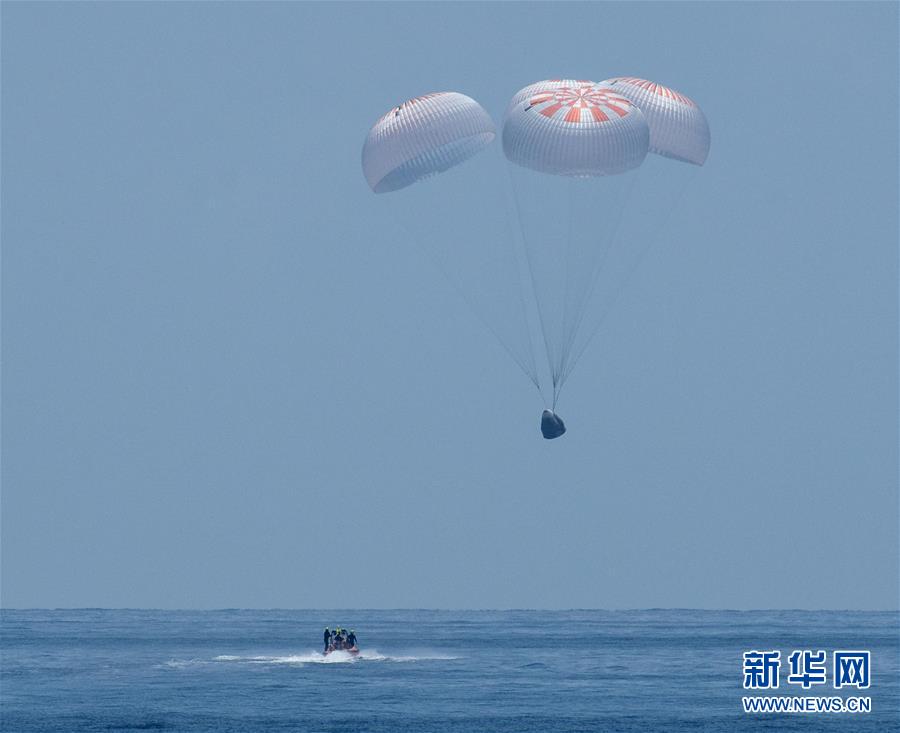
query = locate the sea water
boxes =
[2,609,897,732]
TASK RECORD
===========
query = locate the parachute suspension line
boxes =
[560,172,697,386]
[394,217,542,394]
[505,162,556,402]
[556,167,643,392]
[497,148,542,393]
[556,175,577,388]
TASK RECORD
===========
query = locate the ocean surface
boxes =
[2,609,898,732]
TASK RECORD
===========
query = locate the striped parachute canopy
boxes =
[362,92,495,194]
[600,77,710,165]
[503,78,596,118]
[502,80,649,177]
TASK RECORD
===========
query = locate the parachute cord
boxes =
[556,174,628,389]
[394,217,542,394]
[497,148,542,392]
[505,162,556,399]
[556,167,642,389]
[560,173,697,386]
[556,176,575,386]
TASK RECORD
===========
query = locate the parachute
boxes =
[362,92,496,193]
[362,79,709,439]
[600,77,710,165]
[501,80,651,414]
[361,92,541,392]
[518,76,711,404]
[503,82,649,176]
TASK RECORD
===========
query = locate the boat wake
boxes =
[208,649,458,666]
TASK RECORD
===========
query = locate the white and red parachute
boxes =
[362,92,495,194]
[600,77,710,165]
[502,81,649,176]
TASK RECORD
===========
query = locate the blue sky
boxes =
[2,2,897,609]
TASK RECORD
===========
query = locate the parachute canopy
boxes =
[362,92,496,193]
[601,77,710,165]
[503,80,649,177]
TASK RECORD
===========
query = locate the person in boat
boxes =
[346,629,357,648]
[323,627,331,653]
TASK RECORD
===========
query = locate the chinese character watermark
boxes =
[834,651,870,689]
[743,650,780,689]
[786,650,827,688]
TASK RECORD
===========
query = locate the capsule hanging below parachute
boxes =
[362,78,709,440]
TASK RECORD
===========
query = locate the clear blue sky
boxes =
[2,2,897,609]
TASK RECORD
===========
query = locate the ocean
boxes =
[2,609,897,732]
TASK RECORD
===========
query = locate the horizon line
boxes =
[2,606,898,613]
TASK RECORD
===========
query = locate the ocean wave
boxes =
[159,658,210,669]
